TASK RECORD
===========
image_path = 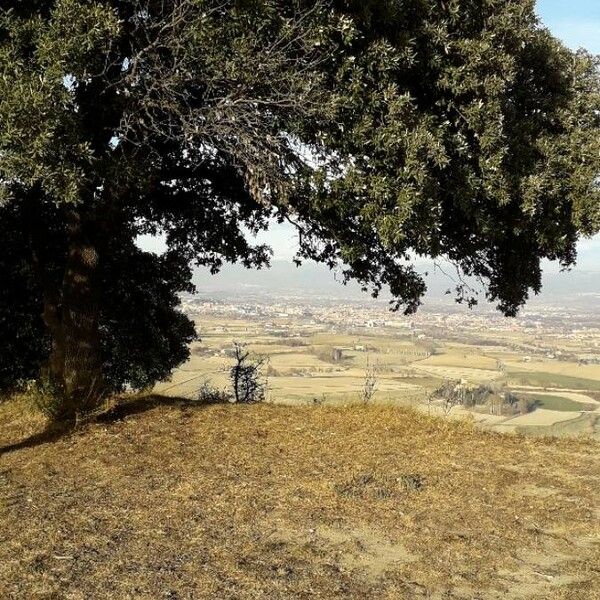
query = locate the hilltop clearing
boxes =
[1,396,599,599]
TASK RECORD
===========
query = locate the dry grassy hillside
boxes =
[1,395,599,599]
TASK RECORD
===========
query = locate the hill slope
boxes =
[1,396,599,599]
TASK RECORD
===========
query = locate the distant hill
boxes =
[192,259,600,309]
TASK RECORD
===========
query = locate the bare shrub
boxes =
[433,379,463,415]
[230,343,268,404]
[361,355,379,404]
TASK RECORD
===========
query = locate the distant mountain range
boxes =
[192,259,599,309]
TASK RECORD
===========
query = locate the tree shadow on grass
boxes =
[96,394,197,422]
[0,394,204,456]
[0,421,73,456]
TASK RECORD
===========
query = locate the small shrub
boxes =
[433,379,462,414]
[25,379,74,421]
[196,380,233,404]
[230,343,268,403]
[361,355,379,404]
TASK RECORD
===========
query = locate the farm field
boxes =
[156,309,600,439]
[517,393,597,412]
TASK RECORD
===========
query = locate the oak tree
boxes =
[0,0,598,419]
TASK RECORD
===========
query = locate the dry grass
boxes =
[1,395,599,599]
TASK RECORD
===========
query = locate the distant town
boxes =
[181,292,600,365]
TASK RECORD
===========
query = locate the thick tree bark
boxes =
[38,209,104,420]
[42,288,65,385]
[60,209,104,413]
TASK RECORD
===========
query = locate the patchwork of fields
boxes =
[156,313,600,439]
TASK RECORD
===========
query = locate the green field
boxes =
[507,370,600,391]
[524,393,596,412]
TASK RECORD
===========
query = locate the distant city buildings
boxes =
[179,293,600,363]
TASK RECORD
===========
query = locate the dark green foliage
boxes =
[0,195,196,394]
[291,0,600,314]
[0,202,48,390]
[2,1,598,314]
[99,242,197,392]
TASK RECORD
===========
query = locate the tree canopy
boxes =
[0,0,598,417]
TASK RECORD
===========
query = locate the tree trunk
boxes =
[40,209,104,420]
[42,288,65,385]
[61,209,104,413]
